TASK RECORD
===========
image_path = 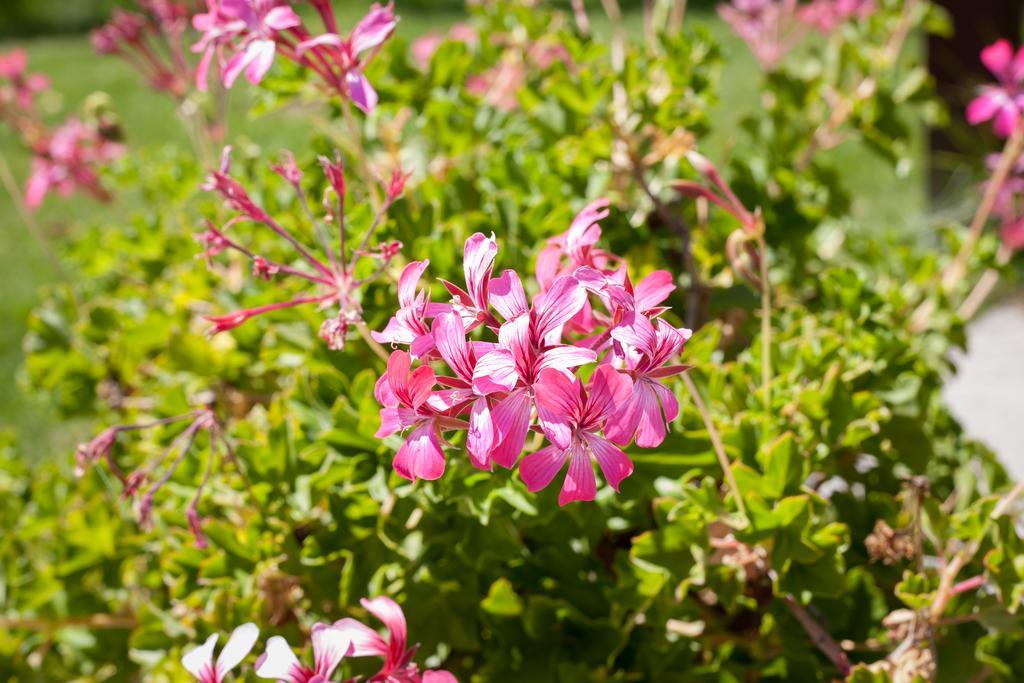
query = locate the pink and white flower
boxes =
[967,39,1024,138]
[333,596,457,682]
[182,623,260,682]
[255,623,352,683]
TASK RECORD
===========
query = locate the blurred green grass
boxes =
[0,5,923,455]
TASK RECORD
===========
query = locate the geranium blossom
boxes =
[255,623,351,683]
[24,117,124,210]
[334,596,457,682]
[201,148,406,350]
[182,623,260,682]
[967,39,1024,138]
[987,153,1024,250]
[373,201,691,503]
[0,49,49,112]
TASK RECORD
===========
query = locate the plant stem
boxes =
[0,148,62,274]
[783,596,851,676]
[958,244,1011,321]
[942,127,1024,291]
[682,372,747,519]
[340,100,383,212]
[757,234,772,408]
[0,614,137,631]
[356,321,389,363]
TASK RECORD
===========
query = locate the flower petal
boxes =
[216,623,259,678]
[558,442,597,505]
[254,636,302,682]
[351,3,399,55]
[472,348,519,395]
[393,423,446,481]
[585,433,634,491]
[520,444,569,493]
[361,596,407,668]
[586,365,633,424]
[181,634,218,680]
[489,389,532,469]
[347,69,379,114]
[332,617,389,658]
[533,275,587,339]
[311,624,352,677]
[490,269,529,320]
[467,397,495,469]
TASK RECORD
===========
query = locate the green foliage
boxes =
[3,1,1024,682]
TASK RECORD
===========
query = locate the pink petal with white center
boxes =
[463,233,498,307]
[533,276,587,338]
[536,346,598,376]
[351,3,398,55]
[245,40,277,84]
[393,423,446,481]
[586,365,634,423]
[472,348,519,395]
[520,444,568,492]
[535,244,562,291]
[489,389,532,468]
[296,32,344,56]
[254,636,303,682]
[332,617,389,658]
[195,46,214,92]
[434,312,474,381]
[467,397,496,469]
[215,623,259,679]
[361,596,407,668]
[585,433,634,491]
[264,6,301,31]
[182,634,218,681]
[610,311,658,355]
[490,270,529,320]
[612,381,664,448]
[375,371,397,407]
[966,93,1001,125]
[376,406,418,439]
[566,198,610,260]
[981,39,1014,81]
[398,260,429,308]
[497,313,532,374]
[347,69,379,114]
[558,443,598,505]
[633,270,675,312]
[310,624,351,677]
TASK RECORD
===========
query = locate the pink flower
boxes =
[24,117,123,210]
[606,318,691,448]
[987,153,1024,250]
[255,624,351,683]
[182,623,260,683]
[797,0,875,33]
[295,2,398,113]
[333,596,457,682]
[0,49,49,110]
[375,350,453,482]
[372,224,690,501]
[410,22,478,71]
[220,0,301,88]
[521,365,634,505]
[718,0,806,70]
[967,40,1024,138]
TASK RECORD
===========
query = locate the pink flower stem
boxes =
[291,185,343,277]
[258,214,335,279]
[957,244,1012,321]
[951,575,986,596]
[220,293,336,321]
[209,224,335,285]
[0,147,62,273]
[350,200,392,272]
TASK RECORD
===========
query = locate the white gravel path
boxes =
[944,297,1024,479]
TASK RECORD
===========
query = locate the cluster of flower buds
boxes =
[181,598,456,682]
[75,407,233,549]
[93,1,205,99]
[373,200,691,505]
[191,0,397,113]
[201,147,407,351]
[0,50,123,210]
[718,0,875,70]
[967,39,1024,139]
[674,150,765,289]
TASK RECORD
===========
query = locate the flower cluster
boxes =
[373,201,691,505]
[201,148,407,351]
[967,39,1024,138]
[75,407,234,549]
[93,1,204,99]
[719,0,875,70]
[0,50,123,210]
[192,0,397,113]
[181,598,456,682]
